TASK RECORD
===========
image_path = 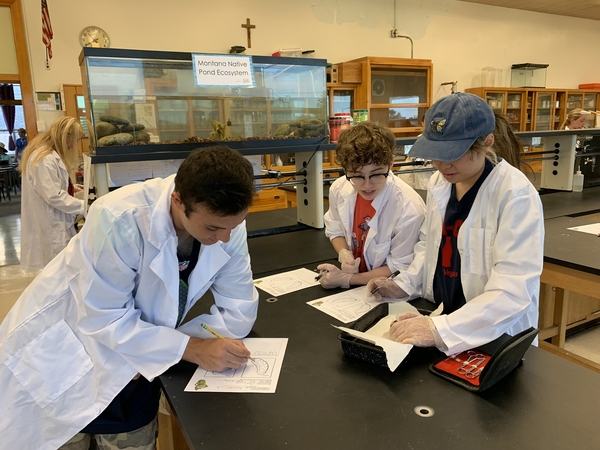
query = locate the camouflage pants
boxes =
[59,416,157,450]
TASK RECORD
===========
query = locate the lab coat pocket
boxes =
[468,228,492,275]
[5,319,93,409]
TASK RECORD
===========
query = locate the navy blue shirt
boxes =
[433,159,494,314]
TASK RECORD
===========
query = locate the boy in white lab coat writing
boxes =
[0,146,259,450]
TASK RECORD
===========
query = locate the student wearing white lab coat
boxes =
[0,147,259,450]
[317,122,425,289]
[18,116,85,269]
[368,94,544,356]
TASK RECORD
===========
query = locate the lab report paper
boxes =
[567,223,600,236]
[307,286,380,323]
[254,268,320,296]
[184,338,288,393]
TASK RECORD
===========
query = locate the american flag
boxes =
[41,0,53,59]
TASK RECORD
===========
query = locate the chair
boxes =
[0,167,12,201]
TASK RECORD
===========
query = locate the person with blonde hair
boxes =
[561,108,590,130]
[19,116,85,269]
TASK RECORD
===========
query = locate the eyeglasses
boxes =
[345,171,390,186]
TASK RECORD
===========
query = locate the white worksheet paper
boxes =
[254,268,320,296]
[332,302,443,371]
[307,286,380,323]
[184,338,288,393]
[567,223,600,236]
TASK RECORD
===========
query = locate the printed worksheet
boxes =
[307,286,380,323]
[184,338,288,393]
[254,268,320,296]
[567,223,600,236]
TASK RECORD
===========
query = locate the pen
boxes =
[315,268,329,281]
[201,323,254,361]
[370,270,401,295]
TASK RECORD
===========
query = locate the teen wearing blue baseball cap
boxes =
[368,93,545,356]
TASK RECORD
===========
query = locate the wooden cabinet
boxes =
[248,187,288,213]
[466,87,600,131]
[61,84,90,155]
[333,56,433,137]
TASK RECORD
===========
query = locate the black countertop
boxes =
[543,212,600,275]
[540,185,600,219]
[162,278,600,450]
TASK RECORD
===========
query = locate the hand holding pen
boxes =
[367,270,405,300]
[315,268,328,282]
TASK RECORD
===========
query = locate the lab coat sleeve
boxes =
[386,203,425,272]
[394,187,434,298]
[72,206,189,380]
[178,224,259,339]
[29,157,84,215]
[324,182,346,241]
[432,192,544,355]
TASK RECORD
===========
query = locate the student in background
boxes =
[317,121,425,289]
[368,93,544,356]
[15,128,28,162]
[18,117,85,269]
[1,146,259,450]
[561,108,590,130]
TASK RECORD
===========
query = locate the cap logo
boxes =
[430,118,446,133]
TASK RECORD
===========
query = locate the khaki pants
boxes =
[59,416,157,450]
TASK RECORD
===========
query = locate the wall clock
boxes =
[80,26,110,48]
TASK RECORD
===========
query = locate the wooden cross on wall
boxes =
[241,18,256,48]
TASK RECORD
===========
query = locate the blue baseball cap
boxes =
[409,93,495,162]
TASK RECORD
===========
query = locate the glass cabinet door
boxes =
[567,93,583,110]
[534,93,554,131]
[505,93,523,131]
[485,92,505,114]
[583,93,597,127]
[369,67,428,132]
[329,88,354,116]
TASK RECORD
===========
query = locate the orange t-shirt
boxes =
[351,195,375,273]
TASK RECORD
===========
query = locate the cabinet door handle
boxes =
[274,195,281,200]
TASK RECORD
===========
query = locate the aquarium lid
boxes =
[511,63,549,70]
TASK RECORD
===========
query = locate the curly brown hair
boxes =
[335,122,395,172]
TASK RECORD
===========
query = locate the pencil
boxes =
[370,270,401,295]
[201,323,225,339]
[200,323,254,361]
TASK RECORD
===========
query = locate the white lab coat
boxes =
[395,160,544,355]
[0,175,259,450]
[20,150,85,269]
[324,174,426,272]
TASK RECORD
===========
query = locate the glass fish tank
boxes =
[78,48,328,154]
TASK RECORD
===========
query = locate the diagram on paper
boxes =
[307,286,379,323]
[184,338,288,393]
[254,268,320,296]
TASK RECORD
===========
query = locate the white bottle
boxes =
[573,167,584,192]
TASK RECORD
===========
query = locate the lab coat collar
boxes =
[338,175,395,247]
[429,175,452,219]
[147,177,179,305]
[147,176,231,310]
